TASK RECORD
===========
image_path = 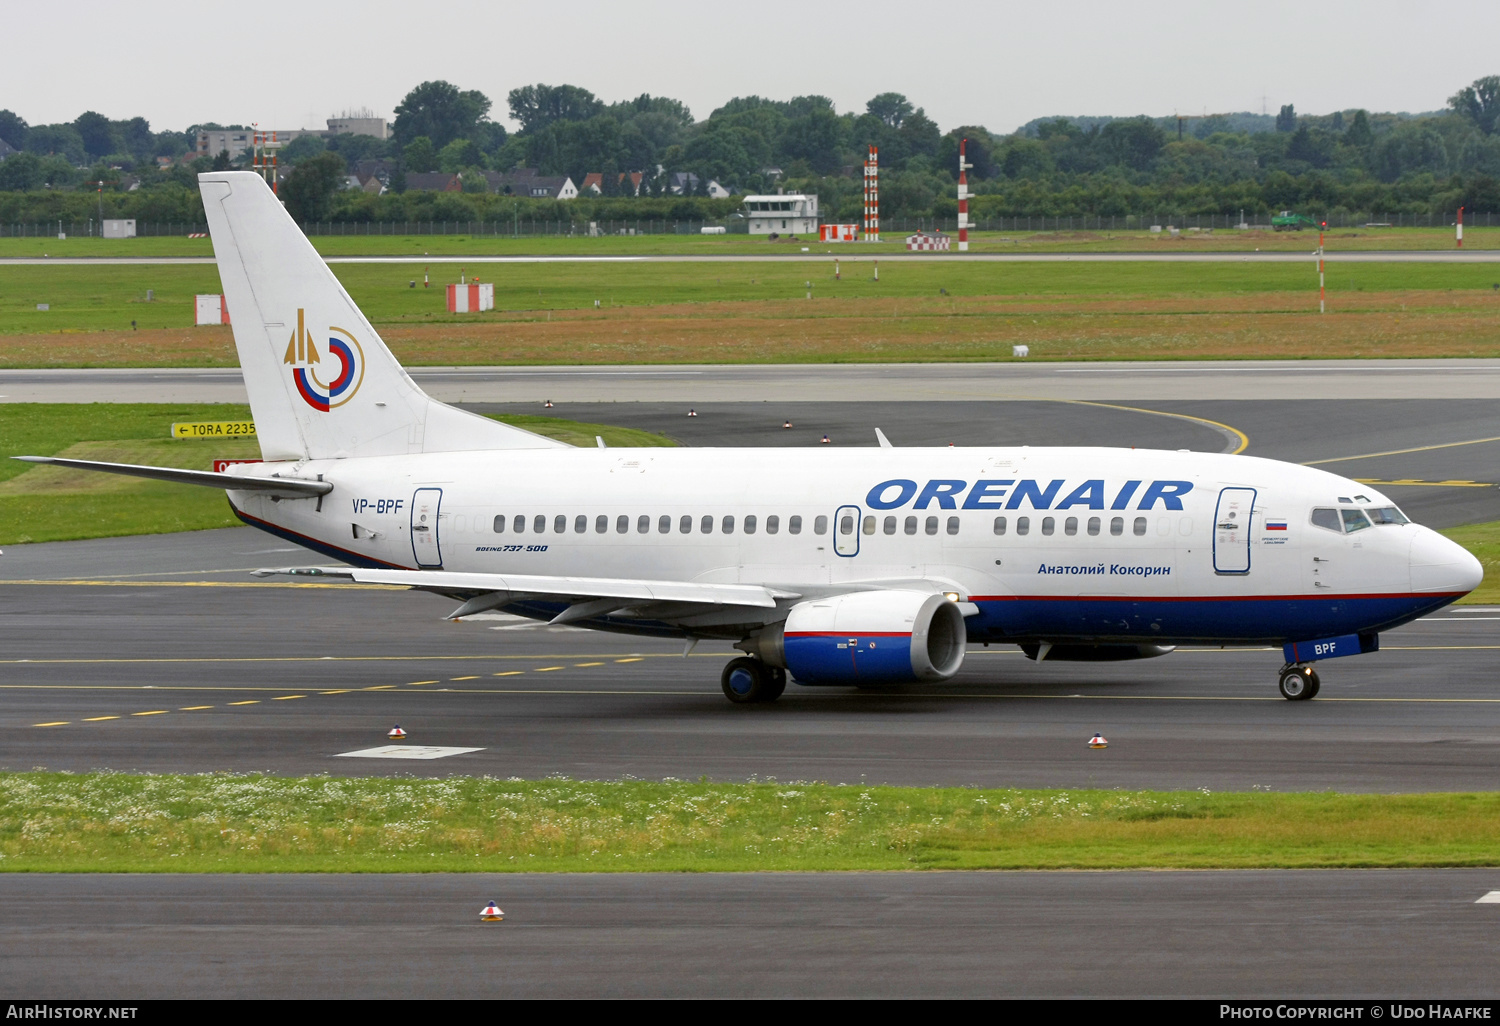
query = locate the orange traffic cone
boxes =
[783,420,793,429]
[820,434,831,444]
[480,901,505,922]
[1087,733,1108,749]
[388,725,407,740]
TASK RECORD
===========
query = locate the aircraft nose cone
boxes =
[1409,528,1483,596]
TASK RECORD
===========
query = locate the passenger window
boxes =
[906,516,918,535]
[1179,517,1192,536]
[554,515,566,534]
[595,514,608,534]
[813,515,827,535]
[1087,517,1100,536]
[1110,516,1123,537]
[533,514,545,534]
[789,515,802,535]
[574,515,587,533]
[701,514,714,534]
[637,515,650,534]
[745,515,758,534]
[1017,516,1030,536]
[1367,506,1409,525]
[994,516,1007,535]
[1133,517,1147,536]
[884,516,897,535]
[680,515,693,533]
[493,515,505,533]
[454,515,466,532]
[946,516,960,536]
[925,516,938,536]
[1064,517,1078,537]
[616,514,629,534]
[1157,517,1171,536]
[514,514,526,534]
[658,515,671,534]
[1310,508,1341,532]
[1341,508,1372,533]
[1041,517,1055,536]
[840,515,855,535]
[723,515,736,535]
[766,515,780,534]
[863,516,876,535]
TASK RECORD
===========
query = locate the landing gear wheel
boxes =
[1278,665,1318,701]
[763,666,787,702]
[1304,668,1321,699]
[721,657,781,704]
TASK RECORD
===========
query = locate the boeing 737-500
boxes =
[16,172,1484,704]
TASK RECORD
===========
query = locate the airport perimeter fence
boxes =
[1,211,1491,239]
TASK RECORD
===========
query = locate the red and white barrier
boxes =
[446,282,494,313]
[905,232,950,252]
[194,294,230,325]
[819,224,858,242]
[957,138,972,252]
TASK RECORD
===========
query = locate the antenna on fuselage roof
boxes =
[596,436,607,448]
[874,428,894,448]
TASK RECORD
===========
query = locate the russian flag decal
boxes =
[1266,520,1288,531]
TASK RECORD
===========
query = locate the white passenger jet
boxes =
[16,172,1483,704]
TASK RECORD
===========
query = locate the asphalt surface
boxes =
[5,249,1500,266]
[6,870,1500,998]
[11,359,1500,403]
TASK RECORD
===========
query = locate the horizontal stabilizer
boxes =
[252,565,797,613]
[11,456,332,497]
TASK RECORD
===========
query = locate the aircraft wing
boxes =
[11,456,332,498]
[252,566,799,623]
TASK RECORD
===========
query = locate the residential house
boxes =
[0,138,16,161]
[403,172,461,192]
[483,168,578,200]
[581,171,644,196]
[668,171,732,198]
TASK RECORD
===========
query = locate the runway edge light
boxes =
[388,725,407,740]
[480,902,505,921]
[1088,733,1108,749]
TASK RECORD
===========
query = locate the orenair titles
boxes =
[865,479,1194,511]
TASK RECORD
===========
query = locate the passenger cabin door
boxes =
[834,504,861,557]
[410,487,443,569]
[1213,487,1256,575]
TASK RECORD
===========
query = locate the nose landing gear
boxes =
[720,657,787,704]
[1277,663,1321,701]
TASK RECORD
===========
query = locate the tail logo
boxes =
[283,308,365,412]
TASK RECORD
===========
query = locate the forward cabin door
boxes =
[410,487,444,569]
[1213,487,1256,575]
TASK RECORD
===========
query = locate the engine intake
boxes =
[740,591,966,686]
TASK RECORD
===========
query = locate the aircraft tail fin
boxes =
[198,171,565,461]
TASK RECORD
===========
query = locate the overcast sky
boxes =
[5,0,1497,134]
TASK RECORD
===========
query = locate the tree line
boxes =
[1,75,1497,225]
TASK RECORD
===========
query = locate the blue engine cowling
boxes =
[741,591,967,686]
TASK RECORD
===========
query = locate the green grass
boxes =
[0,404,674,545]
[1442,521,1500,604]
[5,259,1499,338]
[0,226,1491,259]
[4,772,1500,872]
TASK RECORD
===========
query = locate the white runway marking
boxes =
[335,745,484,761]
[1475,891,1500,903]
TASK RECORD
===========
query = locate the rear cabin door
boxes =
[1213,487,1256,574]
[834,505,861,557]
[410,487,443,568]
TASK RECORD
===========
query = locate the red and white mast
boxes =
[863,145,880,242]
[957,137,972,252]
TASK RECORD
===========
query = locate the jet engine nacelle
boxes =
[741,591,967,686]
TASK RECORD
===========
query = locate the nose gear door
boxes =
[1213,487,1255,574]
[410,487,443,568]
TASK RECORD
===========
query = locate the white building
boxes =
[743,194,819,235]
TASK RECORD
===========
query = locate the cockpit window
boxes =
[1340,508,1372,533]
[1367,506,1409,525]
[1310,508,1342,533]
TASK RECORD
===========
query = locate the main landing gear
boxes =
[720,657,787,704]
[1277,663,1321,701]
